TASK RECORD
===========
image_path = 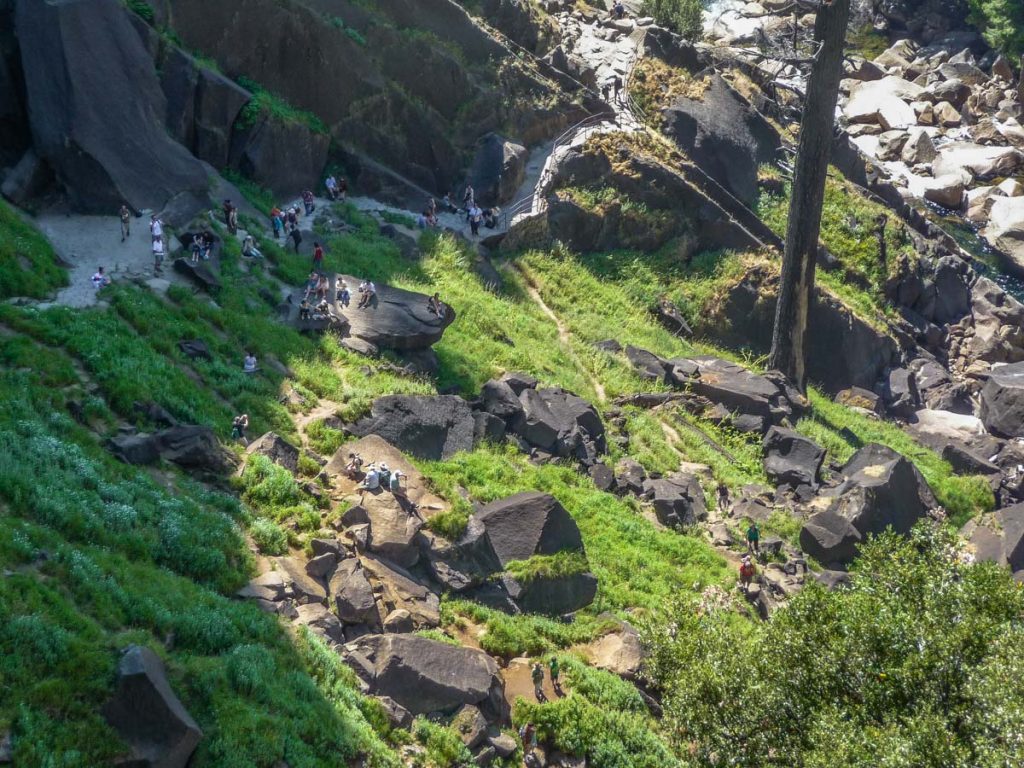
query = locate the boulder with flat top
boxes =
[348,395,475,461]
[473,491,584,567]
[339,275,456,351]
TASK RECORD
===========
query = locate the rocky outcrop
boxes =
[15,0,208,214]
[348,395,475,460]
[108,425,233,474]
[763,427,825,489]
[980,362,1024,437]
[659,74,781,206]
[468,133,528,206]
[344,634,508,720]
[338,275,456,352]
[102,645,202,768]
[961,503,1024,577]
[229,114,330,197]
[245,432,300,474]
[474,492,583,567]
[800,444,937,567]
[643,472,707,528]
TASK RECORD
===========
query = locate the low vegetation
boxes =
[0,199,68,299]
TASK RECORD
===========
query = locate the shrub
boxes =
[642,0,703,40]
[0,201,69,299]
[250,518,288,555]
[968,0,1024,57]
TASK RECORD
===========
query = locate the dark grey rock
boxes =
[473,492,584,567]
[245,432,300,474]
[763,427,825,488]
[349,395,475,460]
[330,559,379,626]
[643,472,707,528]
[981,362,1024,437]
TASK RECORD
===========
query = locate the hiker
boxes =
[463,184,475,213]
[119,205,131,241]
[739,555,756,592]
[231,413,249,442]
[549,657,562,696]
[357,280,376,309]
[441,193,458,213]
[242,235,263,259]
[468,205,483,236]
[746,521,761,555]
[302,190,315,216]
[338,177,348,201]
[152,237,165,273]
[377,462,392,488]
[426,197,437,217]
[337,279,351,308]
[312,241,324,272]
[344,452,363,479]
[531,662,546,702]
[243,352,258,374]
[290,227,303,254]
[223,200,238,234]
[519,722,538,764]
[150,214,163,243]
[271,207,283,239]
[325,175,339,200]
[361,463,381,491]
[427,292,445,319]
[612,74,623,102]
[91,266,111,289]
[613,1,626,19]
[298,297,312,321]
[601,82,612,101]
[285,206,299,233]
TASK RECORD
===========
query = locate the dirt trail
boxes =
[513,262,608,405]
[502,658,563,711]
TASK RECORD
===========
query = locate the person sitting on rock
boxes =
[91,266,111,289]
[299,297,312,321]
[337,279,351,308]
[357,281,376,309]
[304,271,320,300]
[345,452,363,479]
[152,237,165,273]
[119,204,131,242]
[231,413,249,442]
[242,235,263,259]
[361,463,380,491]
[315,298,332,319]
[483,208,498,229]
[243,352,258,374]
[739,555,756,592]
[442,193,458,213]
[389,469,406,497]
[325,175,338,201]
[302,190,315,216]
[316,274,330,302]
[199,231,214,260]
[746,521,761,555]
[427,292,445,319]
[190,236,202,264]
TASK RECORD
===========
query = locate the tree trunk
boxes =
[767,0,852,391]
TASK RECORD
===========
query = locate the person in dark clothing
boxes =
[290,227,303,254]
[612,75,623,102]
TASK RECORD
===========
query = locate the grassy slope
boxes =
[0,179,995,765]
[0,199,68,299]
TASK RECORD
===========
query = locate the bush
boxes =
[969,0,1024,57]
[0,201,69,299]
[250,518,288,555]
[642,0,703,40]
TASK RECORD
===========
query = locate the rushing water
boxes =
[929,208,1024,302]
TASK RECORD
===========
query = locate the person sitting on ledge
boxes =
[337,279,351,308]
[242,235,263,259]
[361,463,380,491]
[314,298,332,319]
[428,292,445,319]
[357,280,376,309]
[91,266,111,289]
[243,352,259,374]
[345,452,363,479]
[298,297,312,321]
[304,271,320,300]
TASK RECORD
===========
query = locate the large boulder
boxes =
[968,277,1024,363]
[359,554,440,629]
[340,275,456,351]
[642,472,708,528]
[660,74,780,206]
[346,634,507,720]
[422,518,503,593]
[101,646,202,768]
[468,133,528,206]
[245,432,300,474]
[800,444,937,566]
[960,503,1024,576]
[980,362,1024,437]
[502,570,598,615]
[108,425,232,474]
[510,386,606,462]
[984,197,1024,277]
[330,558,380,626]
[933,143,1023,181]
[348,395,475,461]
[15,0,208,213]
[585,623,644,680]
[762,427,825,488]
[473,492,584,567]
[229,113,330,196]
[360,491,424,568]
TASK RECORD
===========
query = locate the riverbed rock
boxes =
[800,444,937,566]
[15,0,208,214]
[933,143,1023,180]
[981,361,1024,437]
[345,634,507,720]
[348,395,475,460]
[101,645,202,768]
[984,197,1024,276]
[763,427,825,488]
[901,128,937,164]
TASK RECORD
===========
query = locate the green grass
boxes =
[223,169,277,213]
[505,551,590,584]
[0,201,68,299]
[235,76,328,135]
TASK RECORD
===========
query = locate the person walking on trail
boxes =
[149,214,163,244]
[531,662,546,702]
[739,554,756,592]
[746,521,761,555]
[290,227,303,254]
[612,74,623,103]
[152,237,165,273]
[612,1,626,19]
[325,175,338,201]
[119,205,131,242]
[548,657,562,696]
[271,207,283,239]
[519,722,539,766]
[312,241,324,272]
[469,204,483,236]
[601,82,612,101]
[463,184,475,214]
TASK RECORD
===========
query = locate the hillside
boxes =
[2,1,1024,767]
